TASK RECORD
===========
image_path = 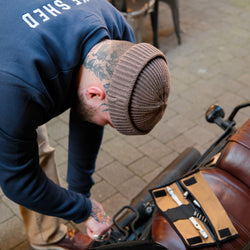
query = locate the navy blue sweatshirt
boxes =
[0,0,135,223]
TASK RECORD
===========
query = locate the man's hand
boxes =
[84,199,112,241]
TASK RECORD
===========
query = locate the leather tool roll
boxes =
[150,171,238,249]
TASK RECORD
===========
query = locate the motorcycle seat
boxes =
[152,119,250,249]
[216,119,250,188]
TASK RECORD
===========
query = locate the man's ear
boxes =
[85,86,106,101]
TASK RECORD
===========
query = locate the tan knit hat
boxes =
[107,43,170,135]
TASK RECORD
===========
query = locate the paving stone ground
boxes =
[1,0,249,249]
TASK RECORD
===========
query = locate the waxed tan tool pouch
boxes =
[150,171,238,248]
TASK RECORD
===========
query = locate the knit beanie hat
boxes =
[107,43,170,135]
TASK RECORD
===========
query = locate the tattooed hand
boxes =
[84,199,112,241]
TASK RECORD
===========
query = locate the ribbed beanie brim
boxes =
[107,43,170,135]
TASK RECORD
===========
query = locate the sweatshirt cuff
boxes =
[73,195,92,224]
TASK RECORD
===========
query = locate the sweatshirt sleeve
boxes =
[67,109,104,197]
[0,75,91,223]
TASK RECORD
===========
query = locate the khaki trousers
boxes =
[19,125,67,245]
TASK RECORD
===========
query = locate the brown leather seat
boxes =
[152,119,250,249]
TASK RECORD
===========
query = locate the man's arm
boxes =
[0,77,92,223]
[67,109,104,196]
[67,109,112,239]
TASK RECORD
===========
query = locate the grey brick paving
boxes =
[128,156,160,177]
[1,0,250,248]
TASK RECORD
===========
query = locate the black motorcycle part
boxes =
[113,147,201,240]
